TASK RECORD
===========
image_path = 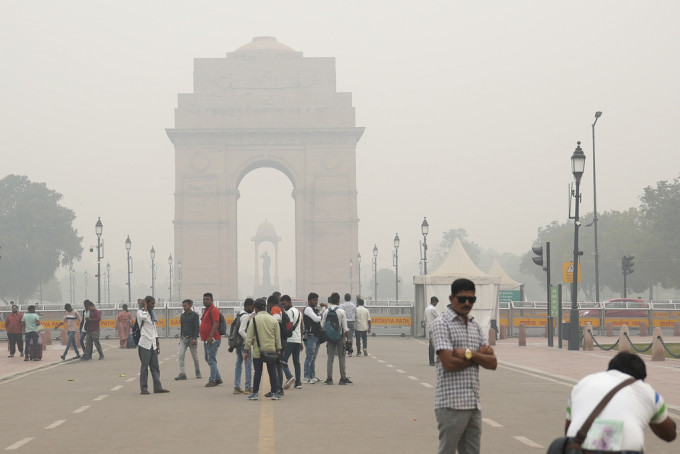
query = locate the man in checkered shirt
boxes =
[430,278,497,454]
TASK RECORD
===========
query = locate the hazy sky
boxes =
[2,1,680,300]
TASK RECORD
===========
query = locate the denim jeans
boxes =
[79,331,86,351]
[178,337,201,376]
[24,331,39,359]
[203,339,221,382]
[234,345,252,390]
[355,329,368,352]
[281,341,302,385]
[303,335,319,379]
[252,357,278,394]
[346,321,355,352]
[63,331,80,357]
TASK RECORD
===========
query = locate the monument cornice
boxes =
[166,127,365,146]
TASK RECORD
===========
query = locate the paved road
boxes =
[1,336,678,453]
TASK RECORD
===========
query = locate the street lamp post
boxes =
[168,254,173,303]
[357,253,362,297]
[421,217,429,275]
[84,271,88,299]
[592,111,602,303]
[125,235,132,303]
[393,233,400,302]
[372,244,378,301]
[349,259,353,296]
[569,142,586,351]
[150,246,156,299]
[177,260,182,303]
[106,262,111,303]
[95,218,103,304]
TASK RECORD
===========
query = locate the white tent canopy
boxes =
[487,259,523,291]
[414,239,500,333]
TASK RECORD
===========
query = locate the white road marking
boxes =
[411,339,429,346]
[396,369,406,373]
[407,376,418,380]
[163,357,170,361]
[73,406,90,414]
[45,419,66,429]
[482,418,503,428]
[498,364,573,388]
[5,438,34,450]
[110,385,123,391]
[387,365,395,368]
[513,436,543,448]
[94,394,109,401]
[377,360,385,363]
[420,382,433,388]
[125,377,135,383]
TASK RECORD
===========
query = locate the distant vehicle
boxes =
[580,298,648,318]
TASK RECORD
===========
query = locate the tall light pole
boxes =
[84,270,88,299]
[592,111,602,302]
[95,217,103,304]
[125,235,132,303]
[569,141,586,351]
[69,265,76,305]
[372,244,378,301]
[168,254,173,303]
[393,233,400,302]
[349,258,353,296]
[356,253,362,297]
[150,246,156,299]
[105,262,111,303]
[421,217,429,275]
[177,260,182,303]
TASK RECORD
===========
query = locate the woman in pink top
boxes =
[116,304,133,348]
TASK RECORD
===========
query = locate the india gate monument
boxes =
[166,37,364,300]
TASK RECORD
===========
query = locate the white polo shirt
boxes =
[136,310,159,350]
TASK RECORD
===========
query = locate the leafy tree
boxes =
[0,175,83,304]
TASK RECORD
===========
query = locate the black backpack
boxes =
[132,319,143,345]
[324,307,342,342]
[228,312,245,349]
[204,306,227,336]
[281,308,300,339]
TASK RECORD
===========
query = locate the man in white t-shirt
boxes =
[280,295,303,390]
[566,352,676,452]
[137,296,170,395]
[424,296,439,366]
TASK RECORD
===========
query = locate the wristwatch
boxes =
[465,349,472,360]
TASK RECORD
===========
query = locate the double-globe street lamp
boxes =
[372,244,378,301]
[150,246,156,299]
[349,259,353,296]
[106,262,111,304]
[356,253,362,298]
[95,218,103,304]
[178,260,182,303]
[421,217,429,275]
[569,142,586,351]
[592,111,603,303]
[393,233,400,302]
[125,235,133,303]
[168,254,174,303]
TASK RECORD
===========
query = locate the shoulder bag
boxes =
[546,377,636,454]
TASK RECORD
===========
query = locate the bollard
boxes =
[43,329,52,345]
[518,323,526,347]
[606,322,613,337]
[500,325,507,340]
[544,325,549,338]
[488,328,496,346]
[61,329,68,345]
[674,322,680,337]
[639,321,647,337]
[651,327,665,361]
[619,325,630,353]
[583,322,594,351]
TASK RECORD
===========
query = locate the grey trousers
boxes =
[435,408,481,454]
[326,340,347,380]
[138,345,163,392]
[178,337,200,376]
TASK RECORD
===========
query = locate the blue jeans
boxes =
[281,342,302,385]
[63,331,80,357]
[203,339,221,383]
[24,331,39,359]
[234,345,252,390]
[303,335,319,379]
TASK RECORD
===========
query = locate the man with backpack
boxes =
[175,299,201,381]
[200,292,223,388]
[280,295,303,390]
[321,292,352,385]
[231,298,254,394]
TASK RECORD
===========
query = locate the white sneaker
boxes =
[283,377,296,390]
[303,377,314,384]
[313,377,322,383]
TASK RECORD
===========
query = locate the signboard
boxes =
[562,262,582,283]
[499,290,521,303]
[550,285,559,318]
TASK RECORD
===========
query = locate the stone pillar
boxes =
[639,321,648,337]
[619,325,630,353]
[583,322,594,351]
[500,325,507,339]
[544,325,549,338]
[674,322,680,336]
[606,322,613,337]
[61,329,68,345]
[488,328,496,346]
[651,327,665,362]
[518,324,526,347]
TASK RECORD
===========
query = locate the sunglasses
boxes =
[455,296,477,304]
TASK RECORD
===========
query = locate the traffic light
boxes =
[622,255,635,275]
[532,246,544,267]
